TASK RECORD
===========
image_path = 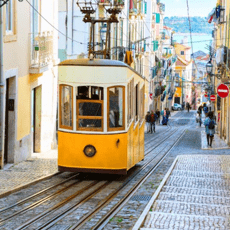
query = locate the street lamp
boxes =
[206,60,213,75]
[100,23,107,44]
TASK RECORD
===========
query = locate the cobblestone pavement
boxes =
[140,155,230,230]
[0,149,58,196]
[104,110,230,230]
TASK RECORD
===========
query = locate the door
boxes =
[32,86,42,152]
[4,79,9,163]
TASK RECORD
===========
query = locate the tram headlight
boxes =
[83,145,96,157]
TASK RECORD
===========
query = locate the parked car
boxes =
[172,103,182,111]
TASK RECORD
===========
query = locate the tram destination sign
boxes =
[217,84,229,98]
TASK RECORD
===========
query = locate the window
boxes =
[4,0,17,42]
[108,86,125,131]
[76,86,103,131]
[140,86,144,121]
[6,0,13,33]
[181,51,184,55]
[127,80,133,125]
[59,85,73,130]
[135,84,139,122]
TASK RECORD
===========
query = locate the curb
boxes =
[0,171,60,199]
[132,156,179,230]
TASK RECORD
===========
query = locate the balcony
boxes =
[29,31,53,74]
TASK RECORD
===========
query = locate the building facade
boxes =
[0,0,58,169]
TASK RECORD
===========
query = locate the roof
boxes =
[176,56,193,66]
[59,59,129,67]
[174,43,191,50]
[58,58,145,79]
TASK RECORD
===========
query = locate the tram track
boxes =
[9,128,184,230]
[0,126,185,230]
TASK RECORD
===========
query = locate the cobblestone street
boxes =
[0,111,230,230]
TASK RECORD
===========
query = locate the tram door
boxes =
[32,86,42,152]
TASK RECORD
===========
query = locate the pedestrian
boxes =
[186,102,190,112]
[145,111,151,133]
[198,105,203,114]
[162,108,167,125]
[150,111,158,133]
[196,111,202,127]
[166,108,170,123]
[156,109,160,124]
[203,103,208,117]
[204,111,216,147]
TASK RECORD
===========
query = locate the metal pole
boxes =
[0,4,4,169]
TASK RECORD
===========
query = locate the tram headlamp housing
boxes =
[83,145,96,157]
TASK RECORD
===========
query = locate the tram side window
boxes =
[60,85,73,129]
[135,84,139,122]
[140,86,144,121]
[76,86,103,131]
[108,86,125,131]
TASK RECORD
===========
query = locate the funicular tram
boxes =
[58,58,145,174]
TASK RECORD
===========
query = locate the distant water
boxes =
[173,34,212,54]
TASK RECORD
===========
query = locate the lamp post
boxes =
[100,23,107,46]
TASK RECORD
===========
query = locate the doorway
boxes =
[4,77,16,164]
[32,86,42,153]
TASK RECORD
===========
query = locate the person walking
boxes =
[150,111,157,133]
[162,108,167,125]
[204,111,216,147]
[186,102,190,112]
[166,108,170,123]
[198,105,203,115]
[196,111,202,127]
[156,109,160,124]
[145,111,151,133]
[203,103,208,117]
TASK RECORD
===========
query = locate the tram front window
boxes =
[77,86,103,131]
[108,86,125,131]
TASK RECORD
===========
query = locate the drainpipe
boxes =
[0,5,5,169]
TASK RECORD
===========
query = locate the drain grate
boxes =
[130,195,152,201]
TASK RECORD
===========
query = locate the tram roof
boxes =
[59,59,145,79]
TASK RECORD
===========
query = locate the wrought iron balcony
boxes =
[29,31,53,74]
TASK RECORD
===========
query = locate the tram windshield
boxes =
[76,86,103,131]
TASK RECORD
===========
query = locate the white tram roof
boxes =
[59,59,144,80]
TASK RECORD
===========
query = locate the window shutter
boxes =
[155,13,160,23]
[144,2,147,14]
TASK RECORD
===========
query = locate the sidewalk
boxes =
[201,131,230,150]
[134,155,230,230]
[0,149,58,197]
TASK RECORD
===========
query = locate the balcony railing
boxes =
[29,31,53,74]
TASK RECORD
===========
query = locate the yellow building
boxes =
[0,0,58,168]
[211,0,230,144]
[174,43,193,105]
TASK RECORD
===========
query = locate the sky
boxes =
[161,0,217,17]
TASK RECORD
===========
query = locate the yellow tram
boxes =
[58,59,145,174]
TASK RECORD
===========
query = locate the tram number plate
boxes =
[8,99,14,111]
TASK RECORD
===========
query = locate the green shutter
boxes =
[144,2,147,14]
[155,13,160,23]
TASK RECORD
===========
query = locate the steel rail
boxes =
[0,179,84,224]
[89,128,186,230]
[63,128,185,229]
[0,173,79,214]
[14,181,100,230]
